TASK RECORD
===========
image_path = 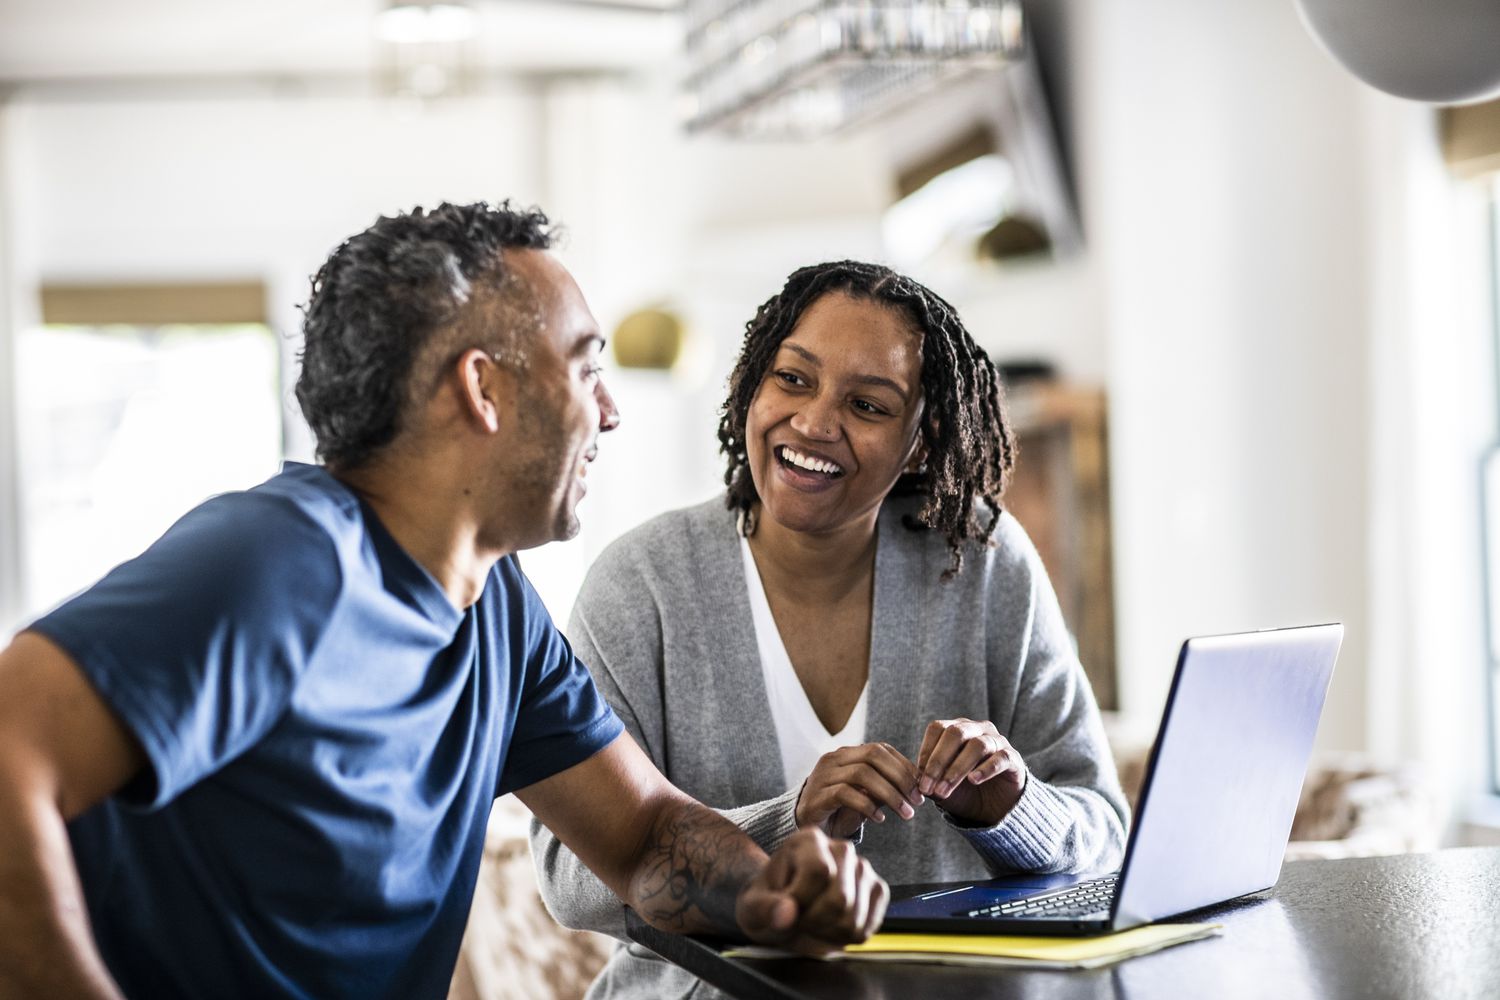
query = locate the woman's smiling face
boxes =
[745,291,926,537]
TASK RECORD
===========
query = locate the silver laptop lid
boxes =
[1112,624,1343,928]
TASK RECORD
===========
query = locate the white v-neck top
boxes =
[739,536,869,791]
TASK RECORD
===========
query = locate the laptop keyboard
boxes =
[962,875,1119,919]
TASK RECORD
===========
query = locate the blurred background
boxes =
[1,0,1498,905]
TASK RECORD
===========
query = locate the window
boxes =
[1484,177,1500,793]
[14,322,282,618]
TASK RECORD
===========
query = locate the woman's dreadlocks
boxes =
[717,260,1016,577]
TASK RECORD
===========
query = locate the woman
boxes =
[531,261,1127,999]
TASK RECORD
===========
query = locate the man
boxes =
[0,202,888,999]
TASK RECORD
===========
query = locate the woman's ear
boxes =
[905,405,934,475]
[904,435,929,475]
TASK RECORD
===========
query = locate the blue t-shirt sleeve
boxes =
[495,559,623,796]
[28,492,342,810]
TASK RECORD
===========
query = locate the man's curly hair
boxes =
[717,260,1016,576]
[295,201,553,469]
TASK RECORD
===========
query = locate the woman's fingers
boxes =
[827,762,917,820]
[917,719,1023,798]
[916,721,944,775]
[870,743,924,806]
[799,743,923,833]
[966,744,1025,786]
[939,735,1006,792]
[831,785,886,823]
[833,743,921,796]
[802,782,884,825]
[918,721,972,795]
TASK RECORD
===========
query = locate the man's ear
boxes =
[457,348,503,433]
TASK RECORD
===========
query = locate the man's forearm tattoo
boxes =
[633,806,762,934]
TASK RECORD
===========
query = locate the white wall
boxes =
[1,2,1493,827]
[0,104,24,630]
[1053,1,1490,841]
[1068,0,1375,752]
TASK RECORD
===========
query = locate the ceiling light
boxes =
[376,1,479,46]
[683,0,1025,137]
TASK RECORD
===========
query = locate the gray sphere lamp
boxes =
[1294,0,1500,104]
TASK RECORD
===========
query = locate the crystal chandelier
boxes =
[681,0,1025,137]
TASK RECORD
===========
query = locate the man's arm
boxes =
[517,732,888,953]
[0,631,144,1000]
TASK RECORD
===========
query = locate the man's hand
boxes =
[916,718,1027,827]
[795,743,924,839]
[521,735,891,949]
[736,828,888,955]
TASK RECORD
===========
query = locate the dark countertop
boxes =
[627,846,1500,1000]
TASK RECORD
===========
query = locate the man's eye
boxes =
[584,363,604,380]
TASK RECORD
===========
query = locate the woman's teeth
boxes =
[777,445,844,476]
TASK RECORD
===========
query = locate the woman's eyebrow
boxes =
[852,372,909,396]
[783,342,822,366]
[781,342,910,397]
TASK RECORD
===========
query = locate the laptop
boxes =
[881,623,1343,936]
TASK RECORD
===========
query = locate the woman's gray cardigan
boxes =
[529,496,1128,1000]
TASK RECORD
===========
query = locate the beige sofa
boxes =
[448,799,613,1000]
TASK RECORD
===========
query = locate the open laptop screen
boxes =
[1112,624,1342,927]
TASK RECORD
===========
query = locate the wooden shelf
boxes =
[1003,381,1117,709]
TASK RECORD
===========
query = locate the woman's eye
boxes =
[775,370,807,387]
[852,399,886,415]
[584,363,604,381]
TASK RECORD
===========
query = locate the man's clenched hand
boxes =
[735,828,888,955]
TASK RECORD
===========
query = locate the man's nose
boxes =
[596,379,621,432]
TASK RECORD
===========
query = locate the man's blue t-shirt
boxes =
[29,462,623,1000]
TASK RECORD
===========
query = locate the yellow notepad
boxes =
[727,923,1222,970]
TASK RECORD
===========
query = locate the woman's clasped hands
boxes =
[794,719,1028,838]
